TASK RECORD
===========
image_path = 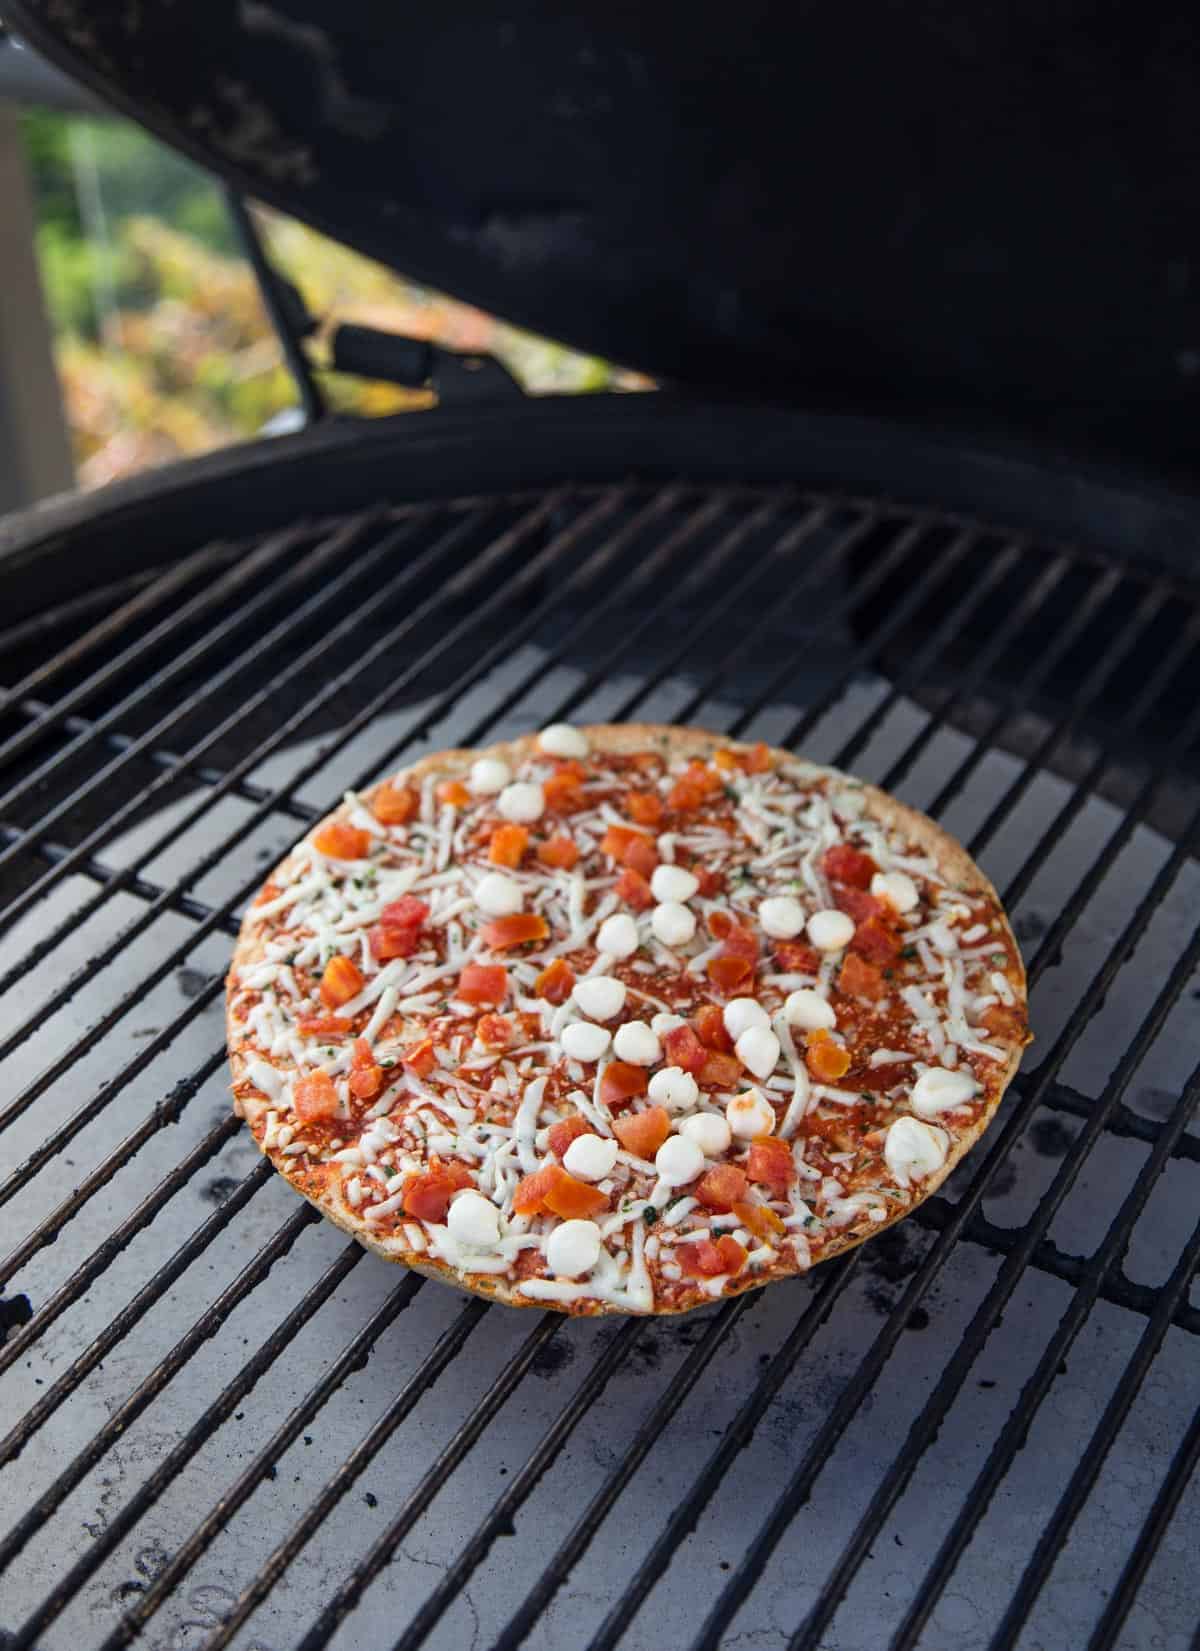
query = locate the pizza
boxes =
[226,725,1029,1316]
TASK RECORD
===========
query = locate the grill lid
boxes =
[9,0,1200,459]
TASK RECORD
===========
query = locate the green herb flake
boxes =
[901,946,917,960]
[642,1205,658,1227]
[991,952,1007,966]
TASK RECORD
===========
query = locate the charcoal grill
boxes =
[3,5,1200,1650]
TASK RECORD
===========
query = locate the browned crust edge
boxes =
[226,724,1029,1316]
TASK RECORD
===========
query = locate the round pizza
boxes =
[226,724,1029,1316]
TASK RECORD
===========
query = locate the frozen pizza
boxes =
[226,724,1029,1315]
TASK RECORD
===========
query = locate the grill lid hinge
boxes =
[329,322,524,405]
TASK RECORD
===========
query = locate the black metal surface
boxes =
[0,480,1197,1651]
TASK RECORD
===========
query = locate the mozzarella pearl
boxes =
[651,864,699,903]
[563,1133,619,1181]
[783,988,837,1031]
[807,908,855,951]
[681,1112,733,1156]
[546,1218,602,1277]
[759,894,806,938]
[613,1020,662,1066]
[884,1116,949,1188]
[726,1086,776,1139]
[871,870,919,914]
[911,1066,979,1116]
[735,1025,781,1081]
[560,1022,611,1062]
[468,757,510,796]
[445,1189,501,1249]
[651,1012,687,1035]
[654,1134,706,1187]
[647,1066,700,1111]
[652,901,697,947]
[497,781,544,823]
[724,996,771,1041]
[572,975,626,1021]
[538,722,590,759]
[474,872,523,917]
[596,912,639,958]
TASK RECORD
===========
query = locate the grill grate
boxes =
[1,482,1198,1651]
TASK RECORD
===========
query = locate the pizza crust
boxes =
[227,725,1028,1315]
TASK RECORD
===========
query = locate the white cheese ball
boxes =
[468,756,511,796]
[650,864,699,903]
[651,1011,687,1035]
[538,722,590,759]
[560,1022,612,1062]
[726,1086,776,1139]
[911,1066,979,1116]
[474,872,523,917]
[783,988,837,1031]
[807,908,855,951]
[654,1134,706,1187]
[572,975,626,1021]
[497,781,545,823]
[647,1065,700,1111]
[884,1116,949,1188]
[681,1112,732,1156]
[758,894,806,938]
[445,1189,501,1249]
[929,922,958,955]
[546,1218,602,1277]
[735,1025,781,1081]
[613,1019,662,1066]
[871,870,919,914]
[596,912,640,958]
[563,1132,619,1181]
[723,996,771,1041]
[651,901,697,947]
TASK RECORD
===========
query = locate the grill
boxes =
[1,450,1199,1651]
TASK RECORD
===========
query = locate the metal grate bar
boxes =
[0,565,162,659]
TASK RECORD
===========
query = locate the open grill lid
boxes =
[8,1,1200,462]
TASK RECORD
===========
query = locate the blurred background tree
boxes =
[19,109,648,490]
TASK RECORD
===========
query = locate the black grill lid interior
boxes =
[9,0,1200,466]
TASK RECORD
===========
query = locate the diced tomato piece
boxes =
[612,1105,671,1160]
[292,1069,339,1123]
[693,1003,734,1053]
[348,1037,384,1101]
[823,843,877,887]
[695,1163,749,1210]
[707,954,753,994]
[684,760,724,797]
[488,823,529,867]
[831,885,881,924]
[436,779,472,807]
[838,952,885,1000]
[479,913,550,950]
[599,1061,648,1110]
[773,941,820,974]
[536,833,579,869]
[535,958,575,1005]
[402,1158,473,1222]
[667,778,705,813]
[255,881,281,905]
[731,1199,787,1240]
[698,1050,743,1088]
[543,1170,608,1219]
[626,789,664,826]
[312,821,371,861]
[320,954,364,1008]
[625,835,658,878]
[379,895,429,930]
[296,1014,351,1036]
[694,865,725,898]
[402,1037,437,1077]
[615,867,655,910]
[457,963,507,1005]
[737,742,772,774]
[513,1164,562,1215]
[663,1023,707,1074]
[600,825,657,876]
[369,923,421,961]
[850,915,903,964]
[543,770,586,814]
[712,748,738,772]
[746,1137,795,1197]
[806,1033,852,1081]
[707,910,758,958]
[476,1013,513,1049]
[372,783,417,825]
[677,1234,748,1277]
[547,1115,592,1158]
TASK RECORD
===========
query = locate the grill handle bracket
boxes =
[330,322,524,404]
